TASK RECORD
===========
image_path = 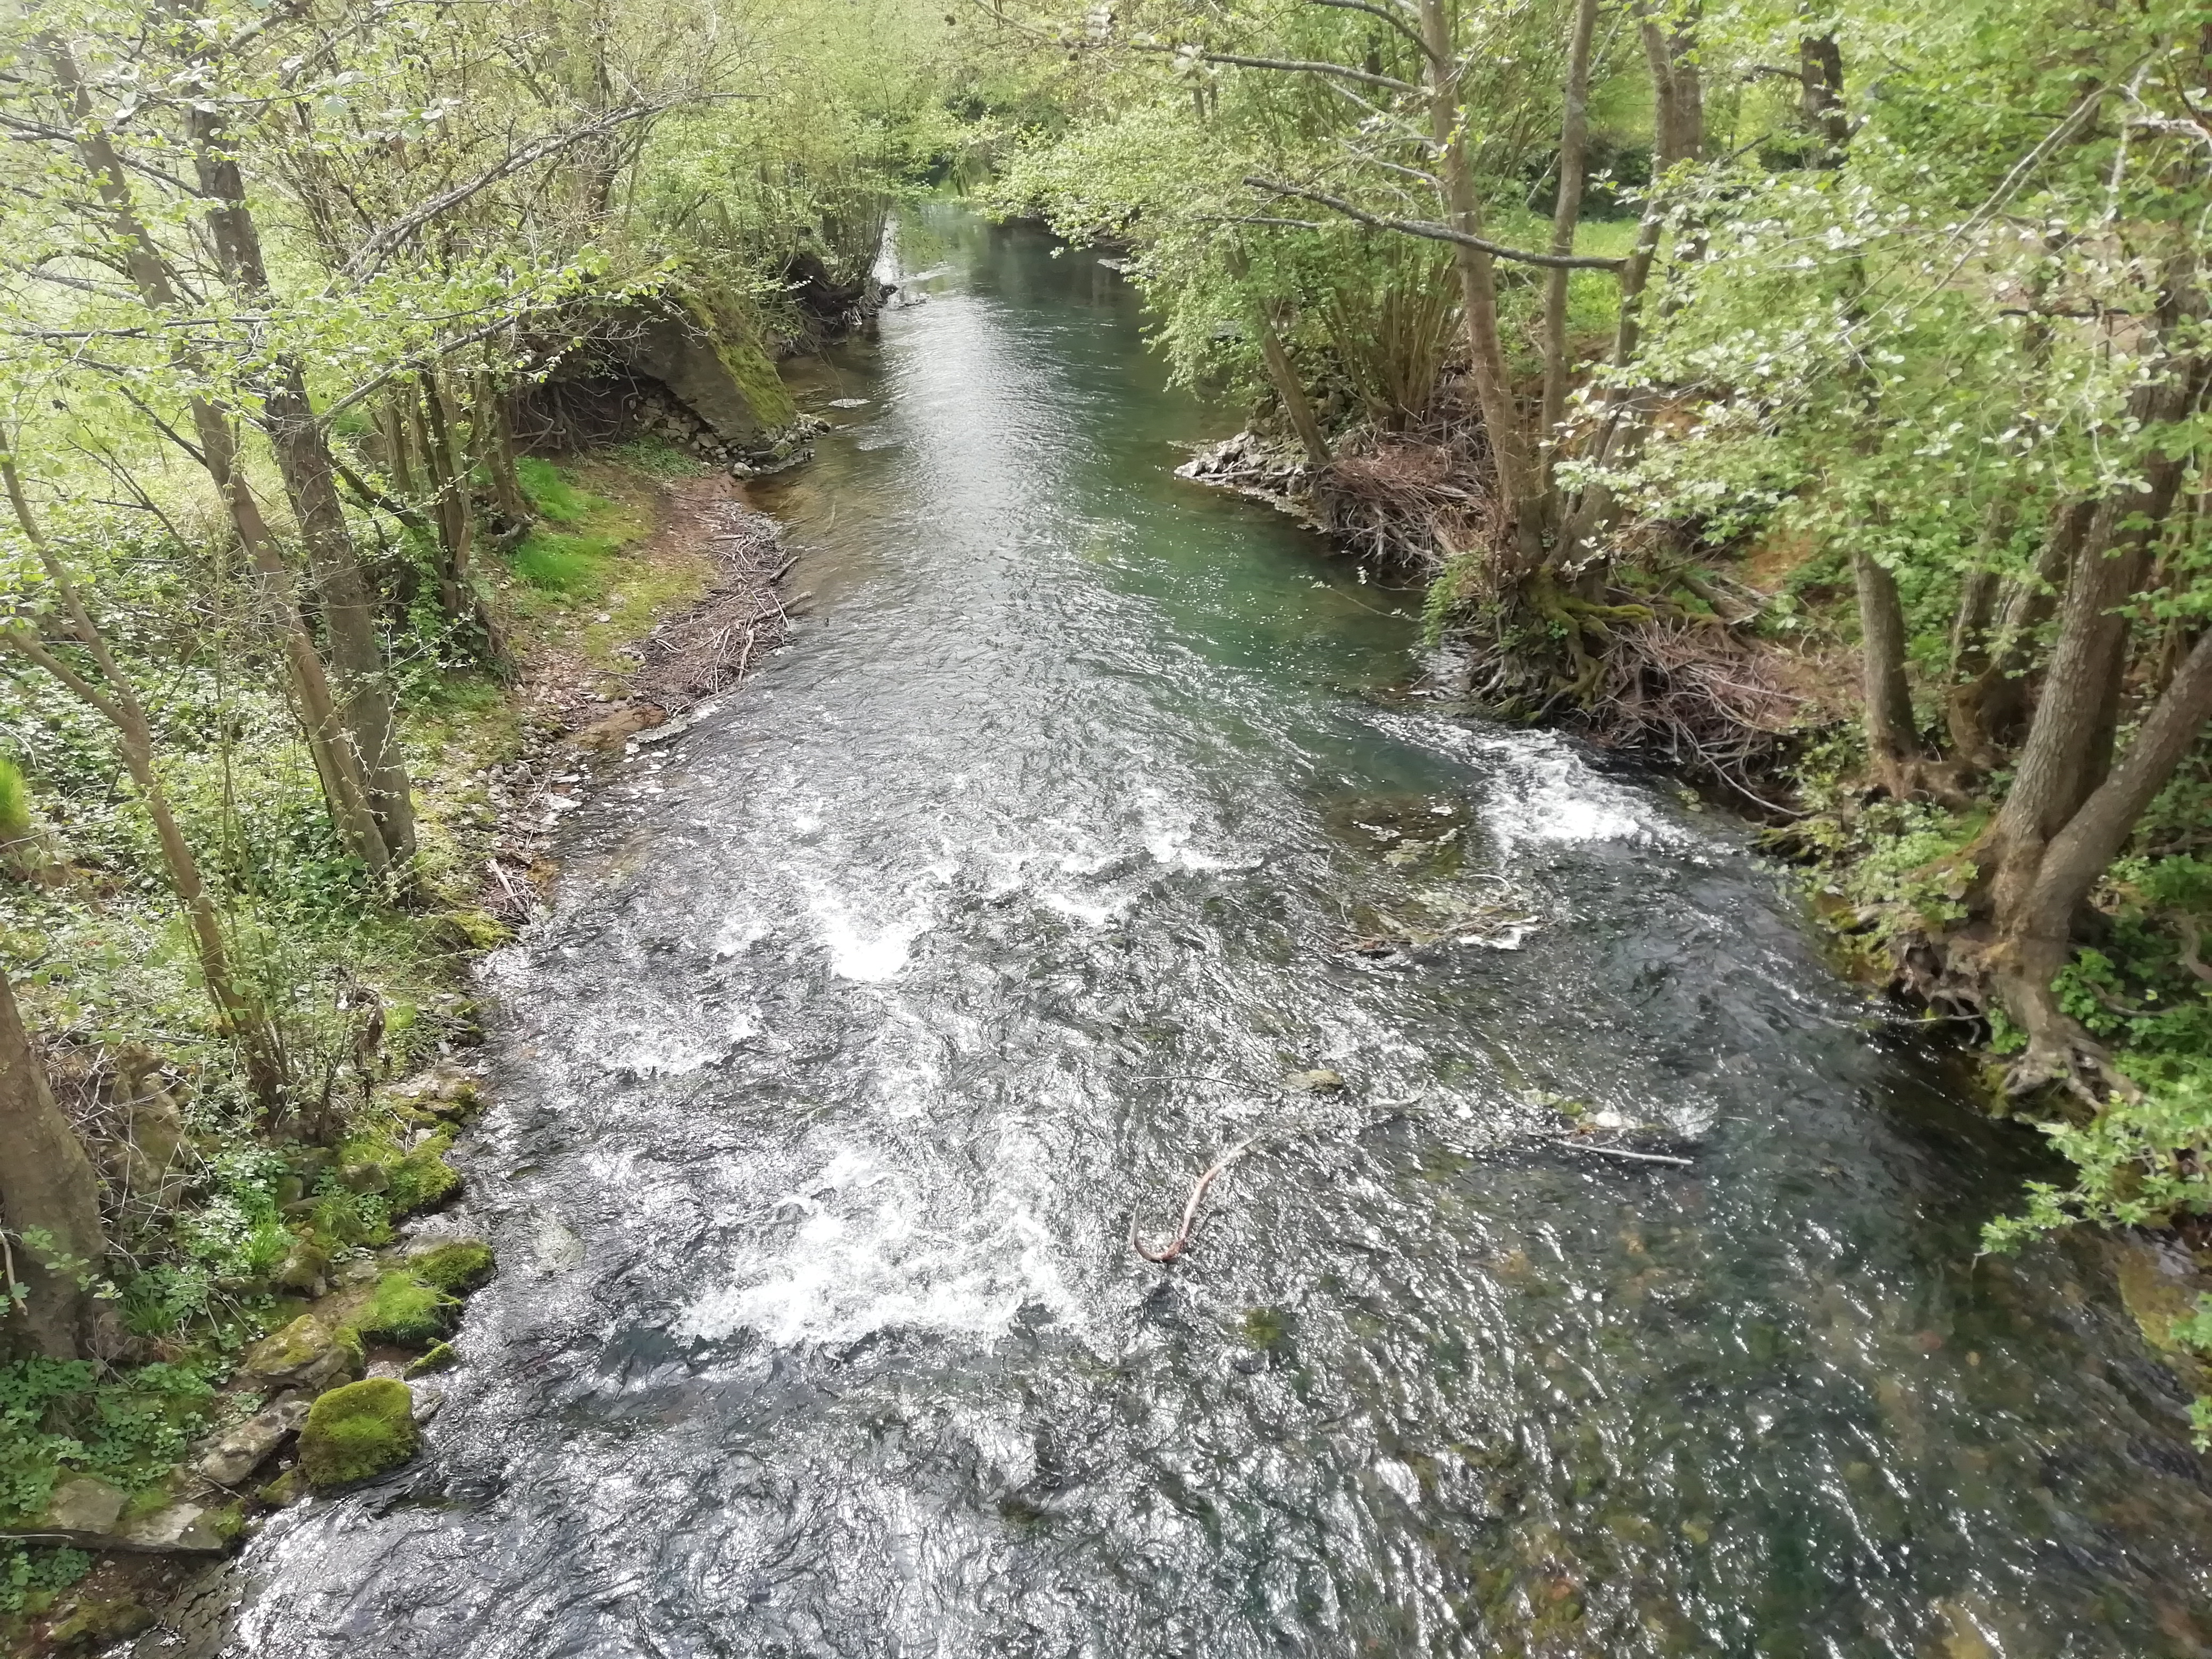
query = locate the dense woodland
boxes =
[3,0,2212,1634]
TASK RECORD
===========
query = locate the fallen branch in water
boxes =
[1130,1136,1260,1263]
[1543,1136,1694,1167]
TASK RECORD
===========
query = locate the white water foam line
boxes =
[1367,713,1700,862]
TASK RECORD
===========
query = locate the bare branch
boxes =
[341,102,666,283]
[1141,43,1417,94]
[1242,175,1627,270]
[1303,0,1436,62]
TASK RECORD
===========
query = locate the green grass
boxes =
[508,528,624,593]
[515,456,601,525]
[610,435,709,479]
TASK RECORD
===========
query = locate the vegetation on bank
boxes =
[0,0,1028,1639]
[978,0,2212,1401]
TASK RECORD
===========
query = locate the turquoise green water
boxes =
[229,210,2212,1659]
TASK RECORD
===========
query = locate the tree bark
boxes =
[0,969,104,1361]
[479,376,531,529]
[188,107,418,872]
[1853,548,1928,795]
[1538,0,1600,480]
[1420,0,1546,565]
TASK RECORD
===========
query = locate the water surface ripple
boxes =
[234,213,2212,1658]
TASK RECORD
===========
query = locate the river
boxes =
[222,210,2212,1657]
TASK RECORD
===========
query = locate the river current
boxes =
[224,212,2212,1657]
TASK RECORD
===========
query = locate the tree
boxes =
[0,966,104,1361]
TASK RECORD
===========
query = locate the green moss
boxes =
[0,756,30,846]
[408,1241,495,1295]
[403,1342,456,1378]
[350,1270,453,1348]
[298,1379,419,1490]
[387,1136,461,1214]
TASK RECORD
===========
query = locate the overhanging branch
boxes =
[1242,176,1628,271]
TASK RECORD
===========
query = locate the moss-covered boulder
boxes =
[602,295,797,446]
[407,1239,495,1295]
[386,1135,462,1215]
[239,1314,362,1394]
[299,1379,420,1490]
[350,1270,454,1348]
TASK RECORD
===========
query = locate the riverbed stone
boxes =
[238,1316,361,1395]
[38,1476,128,1535]
[194,1399,311,1486]
[299,1379,420,1489]
[116,1501,230,1554]
[1286,1068,1346,1093]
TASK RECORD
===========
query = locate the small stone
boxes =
[45,1596,155,1647]
[411,1387,445,1425]
[404,1342,457,1379]
[38,1476,127,1535]
[339,1161,390,1195]
[257,1467,308,1509]
[194,1399,311,1486]
[569,705,666,755]
[1286,1069,1346,1094]
[116,1501,229,1554]
[272,1236,329,1295]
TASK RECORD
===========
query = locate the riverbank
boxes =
[0,443,795,1655]
[1180,422,2212,1423]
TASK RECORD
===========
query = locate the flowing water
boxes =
[227,212,2212,1657]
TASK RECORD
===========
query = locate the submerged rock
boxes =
[1286,1069,1347,1094]
[299,1379,420,1489]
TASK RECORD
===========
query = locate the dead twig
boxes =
[1130,1136,1260,1264]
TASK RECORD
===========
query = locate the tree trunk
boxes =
[1538,0,1600,480]
[1853,548,1929,795]
[1225,248,1329,467]
[186,98,418,874]
[1559,4,1702,562]
[0,968,104,1361]
[479,377,531,530]
[1420,0,1546,566]
[1798,33,1849,161]
[1949,500,2089,763]
[44,37,392,876]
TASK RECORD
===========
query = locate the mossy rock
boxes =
[407,1240,495,1295]
[45,1595,155,1650]
[350,1270,454,1348]
[387,1137,462,1215]
[429,909,511,953]
[240,1314,362,1393]
[299,1379,420,1490]
[404,1342,457,1379]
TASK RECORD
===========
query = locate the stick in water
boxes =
[1544,1136,1694,1167]
[1130,1136,1260,1263]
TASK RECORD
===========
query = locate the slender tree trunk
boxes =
[1949,500,2089,763]
[0,968,105,1361]
[43,38,391,876]
[1560,4,1702,561]
[1224,248,1329,467]
[187,100,417,873]
[1853,549,1929,795]
[479,376,531,530]
[1420,0,1545,565]
[0,457,285,1109]
[1538,0,1600,481]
